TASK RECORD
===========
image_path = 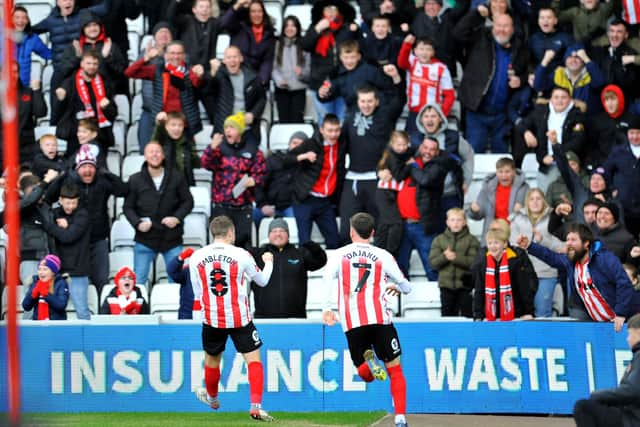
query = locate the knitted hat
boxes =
[628,114,640,130]
[591,166,606,180]
[224,112,246,134]
[563,43,585,62]
[268,218,289,234]
[75,144,97,170]
[597,202,620,224]
[152,21,174,36]
[114,267,136,287]
[41,254,61,275]
[565,151,580,165]
[79,9,101,29]
[289,131,309,144]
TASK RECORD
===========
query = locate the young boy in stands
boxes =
[32,134,67,179]
[152,111,198,186]
[99,267,149,315]
[360,15,403,68]
[429,207,480,317]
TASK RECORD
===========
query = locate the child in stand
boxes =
[374,131,412,257]
[360,15,403,68]
[32,134,67,179]
[22,254,69,320]
[429,208,480,317]
[151,111,199,186]
[624,263,640,292]
[99,267,149,315]
[70,119,106,170]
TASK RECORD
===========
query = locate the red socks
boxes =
[387,364,406,415]
[357,363,374,382]
[204,366,220,398]
[248,361,264,405]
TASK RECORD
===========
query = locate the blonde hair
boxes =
[486,228,508,244]
[489,218,511,240]
[525,188,549,225]
[378,131,409,170]
[446,207,465,220]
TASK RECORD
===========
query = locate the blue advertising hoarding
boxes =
[0,320,632,414]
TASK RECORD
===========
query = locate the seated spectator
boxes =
[586,85,631,168]
[595,203,635,263]
[99,267,149,315]
[545,150,589,209]
[429,207,480,317]
[411,0,469,78]
[528,6,573,70]
[200,112,266,248]
[167,248,200,320]
[32,135,67,180]
[360,0,414,34]
[472,228,536,321]
[151,111,199,186]
[573,313,640,426]
[517,223,640,328]
[71,119,106,170]
[360,15,403,68]
[520,86,586,193]
[12,6,52,88]
[123,141,194,285]
[249,218,327,318]
[12,61,47,163]
[55,50,118,158]
[534,43,606,113]
[254,131,306,227]
[220,0,276,86]
[551,0,618,44]
[510,188,565,317]
[453,10,528,153]
[208,46,266,138]
[301,0,359,124]
[468,157,529,241]
[398,35,455,134]
[22,255,69,321]
[272,16,311,124]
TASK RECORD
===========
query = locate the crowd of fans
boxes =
[3,0,640,325]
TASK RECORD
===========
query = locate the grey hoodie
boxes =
[416,103,474,194]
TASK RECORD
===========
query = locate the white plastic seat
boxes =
[268,123,313,151]
[216,34,230,58]
[126,123,140,155]
[284,5,312,33]
[112,120,127,156]
[466,217,484,241]
[27,3,53,31]
[464,179,483,207]
[1,286,26,320]
[194,124,214,153]
[114,95,130,124]
[131,93,144,124]
[106,149,122,176]
[121,154,144,182]
[401,279,441,318]
[126,15,146,35]
[108,250,135,282]
[110,219,136,251]
[306,277,330,319]
[66,284,99,316]
[473,153,513,180]
[265,2,283,35]
[183,214,208,248]
[190,186,211,218]
[150,283,180,318]
[41,63,54,92]
[154,256,169,284]
[34,125,56,142]
[408,250,426,279]
[258,217,299,246]
[521,153,539,180]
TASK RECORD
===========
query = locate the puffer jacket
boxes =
[429,226,480,290]
[22,274,69,320]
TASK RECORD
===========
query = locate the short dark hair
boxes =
[322,114,341,127]
[538,6,556,16]
[356,85,379,99]
[551,86,571,97]
[78,118,99,133]
[81,49,101,62]
[583,197,604,210]
[339,39,360,54]
[60,183,80,199]
[350,212,375,239]
[495,157,515,170]
[371,15,391,25]
[166,111,186,124]
[566,222,594,245]
[628,313,640,329]
[209,215,235,238]
[19,175,40,193]
[609,18,628,31]
[415,37,434,48]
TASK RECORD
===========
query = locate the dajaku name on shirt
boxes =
[344,249,379,262]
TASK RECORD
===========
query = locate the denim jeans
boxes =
[134,243,183,286]
[466,110,509,153]
[313,92,346,124]
[293,196,339,249]
[69,276,91,320]
[397,222,438,281]
[535,277,558,318]
[253,206,295,228]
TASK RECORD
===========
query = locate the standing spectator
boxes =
[360,0,414,32]
[191,216,274,420]
[551,0,619,44]
[548,198,604,241]
[528,7,573,69]
[510,188,565,317]
[545,150,589,209]
[151,111,199,186]
[40,183,92,320]
[249,218,327,318]
[429,208,480,317]
[167,248,199,320]
[586,85,630,168]
[220,0,276,86]
[272,16,310,123]
[517,223,640,327]
[595,203,635,263]
[322,212,412,427]
[99,267,150,315]
[468,157,529,242]
[360,15,403,68]
[12,6,52,88]
[32,135,67,179]
[22,255,69,321]
[301,0,359,124]
[125,40,205,138]
[604,117,640,237]
[11,62,47,163]
[207,47,267,138]
[472,228,537,321]
[69,119,106,170]
[287,114,345,249]
[201,112,266,248]
[55,50,118,158]
[453,9,529,153]
[573,313,640,427]
[123,141,194,286]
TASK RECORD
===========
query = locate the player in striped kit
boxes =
[322,213,412,427]
[191,215,275,421]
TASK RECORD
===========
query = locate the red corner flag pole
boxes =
[2,0,23,425]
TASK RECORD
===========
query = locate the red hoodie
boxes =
[601,84,625,119]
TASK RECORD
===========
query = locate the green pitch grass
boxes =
[11,411,386,427]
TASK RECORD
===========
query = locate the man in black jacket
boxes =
[250,218,327,318]
[124,141,194,286]
[573,313,640,427]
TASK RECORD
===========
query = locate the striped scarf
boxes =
[75,70,111,128]
[574,258,616,321]
[484,251,515,321]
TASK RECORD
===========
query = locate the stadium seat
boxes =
[108,250,135,283]
[126,15,146,35]
[127,31,140,62]
[114,95,131,124]
[473,153,513,180]
[26,3,53,31]
[114,196,125,219]
[268,123,314,151]
[34,125,56,142]
[106,149,122,176]
[1,285,26,320]
[183,214,208,248]
[190,186,212,218]
[306,277,330,319]
[401,279,441,318]
[41,63,54,92]
[408,250,426,279]
[310,222,326,247]
[31,60,43,82]
[194,124,214,153]
[121,154,144,181]
[521,153,539,180]
[65,283,99,317]
[131,93,143,124]
[284,5,312,34]
[216,34,230,58]
[466,217,484,241]
[112,120,127,156]
[265,1,283,35]
[150,283,180,318]
[464,179,483,207]
[154,255,169,284]
[126,123,140,155]
[258,217,299,246]
[552,283,564,317]
[110,219,136,251]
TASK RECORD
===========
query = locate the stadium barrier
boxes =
[0,319,630,414]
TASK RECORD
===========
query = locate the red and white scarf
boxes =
[165,62,186,79]
[623,0,640,25]
[485,251,515,321]
[107,289,143,315]
[574,258,616,321]
[315,15,343,57]
[33,279,51,320]
[75,69,111,128]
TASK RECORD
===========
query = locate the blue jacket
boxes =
[324,61,394,111]
[527,241,640,319]
[22,274,69,320]
[604,142,640,218]
[15,32,52,86]
[167,256,194,320]
[32,0,110,68]
[528,30,574,68]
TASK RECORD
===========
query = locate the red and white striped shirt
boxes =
[397,42,455,115]
[190,243,273,328]
[323,243,411,332]
[623,0,640,25]
[574,259,616,322]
